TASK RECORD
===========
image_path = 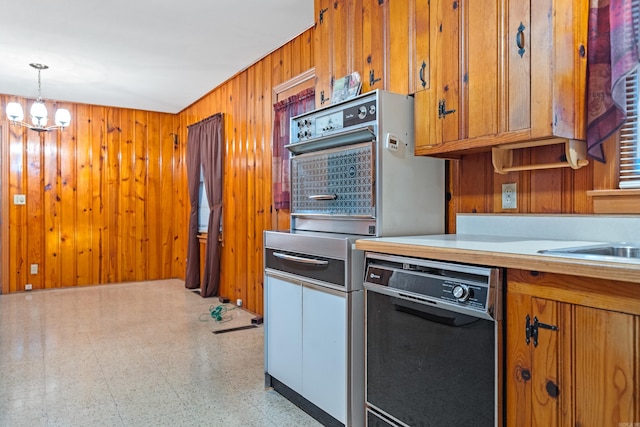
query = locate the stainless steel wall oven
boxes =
[363,252,504,427]
[264,90,445,427]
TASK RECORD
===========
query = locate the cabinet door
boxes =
[265,275,303,393]
[507,280,640,427]
[506,292,563,427]
[301,284,347,423]
[360,0,387,93]
[410,0,430,94]
[314,0,335,107]
[573,306,637,426]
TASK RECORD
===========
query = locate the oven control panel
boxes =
[291,92,378,143]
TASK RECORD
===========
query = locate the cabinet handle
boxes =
[369,69,382,87]
[516,22,526,57]
[419,61,427,88]
[273,252,329,266]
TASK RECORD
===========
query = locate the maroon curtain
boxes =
[200,114,224,298]
[272,88,315,210]
[185,113,224,298]
[185,122,202,290]
[587,0,639,162]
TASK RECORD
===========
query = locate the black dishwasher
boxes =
[363,252,504,427]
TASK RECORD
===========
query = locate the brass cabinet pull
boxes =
[516,22,526,57]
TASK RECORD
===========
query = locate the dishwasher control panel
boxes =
[364,252,502,320]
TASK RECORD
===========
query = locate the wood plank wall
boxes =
[178,28,314,315]
[447,146,596,233]
[1,97,182,294]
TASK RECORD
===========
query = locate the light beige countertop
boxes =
[355,214,640,284]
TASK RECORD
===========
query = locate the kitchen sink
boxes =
[539,243,640,260]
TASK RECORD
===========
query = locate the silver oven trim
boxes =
[286,126,376,154]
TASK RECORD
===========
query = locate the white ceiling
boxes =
[0,1,314,114]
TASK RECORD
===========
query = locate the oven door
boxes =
[365,287,501,427]
[290,141,376,234]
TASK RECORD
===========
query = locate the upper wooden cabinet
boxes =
[414,0,588,156]
[314,0,412,106]
[506,270,640,427]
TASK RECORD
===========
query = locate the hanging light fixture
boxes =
[5,63,71,133]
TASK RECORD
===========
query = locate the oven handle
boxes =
[308,194,338,201]
[273,252,329,266]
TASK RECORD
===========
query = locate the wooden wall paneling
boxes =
[8,121,25,292]
[75,104,92,286]
[530,145,563,213]
[388,0,409,94]
[106,108,121,283]
[160,115,175,279]
[90,106,107,285]
[147,113,161,280]
[60,106,78,287]
[120,109,136,282]
[236,72,250,307]
[562,161,588,214]
[222,81,236,301]
[246,65,259,311]
[134,111,149,282]
[174,113,188,279]
[457,152,493,213]
[281,41,293,86]
[445,160,459,234]
[43,119,61,288]
[256,57,271,315]
[0,123,7,295]
[26,130,43,290]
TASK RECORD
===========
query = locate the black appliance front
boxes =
[366,290,500,426]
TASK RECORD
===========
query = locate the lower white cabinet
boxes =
[265,272,361,425]
[301,284,347,421]
[265,275,303,392]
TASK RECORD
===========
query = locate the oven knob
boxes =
[358,105,367,119]
[452,285,470,302]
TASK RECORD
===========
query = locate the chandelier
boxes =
[5,63,71,133]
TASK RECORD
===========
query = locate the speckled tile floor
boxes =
[0,279,321,427]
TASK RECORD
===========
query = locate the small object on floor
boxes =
[212,324,258,334]
[251,316,263,325]
[218,296,230,303]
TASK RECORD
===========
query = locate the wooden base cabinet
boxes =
[506,270,640,427]
[415,0,588,155]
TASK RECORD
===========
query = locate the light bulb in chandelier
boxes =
[5,63,71,132]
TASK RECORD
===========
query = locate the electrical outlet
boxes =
[14,194,26,205]
[25,284,32,291]
[502,183,517,209]
[30,264,38,275]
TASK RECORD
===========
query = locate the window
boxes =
[619,0,640,189]
[198,167,209,233]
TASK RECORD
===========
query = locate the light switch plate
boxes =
[30,264,38,275]
[502,183,517,209]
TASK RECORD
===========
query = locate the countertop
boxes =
[355,234,640,284]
